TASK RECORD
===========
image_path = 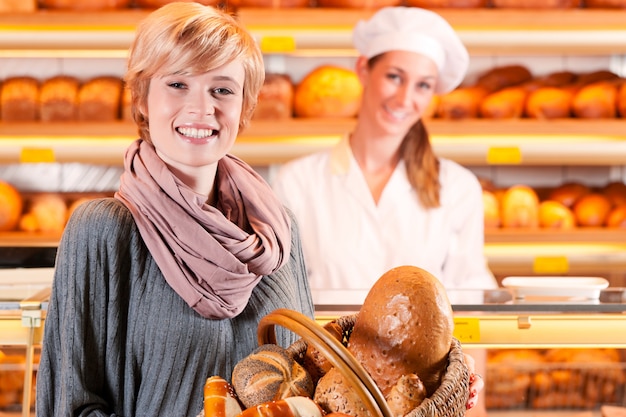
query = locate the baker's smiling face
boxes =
[144,59,245,170]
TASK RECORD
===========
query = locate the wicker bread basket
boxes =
[258,309,470,417]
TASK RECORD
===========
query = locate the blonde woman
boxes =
[36,3,313,416]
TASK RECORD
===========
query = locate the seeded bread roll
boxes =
[40,75,80,122]
[78,76,123,122]
[231,344,314,409]
[1,76,39,121]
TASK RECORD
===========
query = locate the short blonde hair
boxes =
[125,2,265,141]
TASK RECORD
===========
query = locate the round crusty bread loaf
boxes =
[347,265,454,397]
[231,344,314,409]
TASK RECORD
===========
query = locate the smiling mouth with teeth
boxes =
[176,127,216,139]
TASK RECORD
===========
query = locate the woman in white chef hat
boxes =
[272,6,496,415]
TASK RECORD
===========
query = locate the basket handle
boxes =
[257,308,393,417]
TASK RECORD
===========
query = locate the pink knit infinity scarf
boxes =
[115,139,291,319]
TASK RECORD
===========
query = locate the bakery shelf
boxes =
[2,119,626,166]
[1,9,626,55]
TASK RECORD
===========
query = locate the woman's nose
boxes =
[189,90,215,115]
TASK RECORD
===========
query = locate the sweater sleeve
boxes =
[36,198,133,417]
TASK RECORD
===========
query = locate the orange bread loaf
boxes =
[228,0,311,6]
[572,81,619,119]
[405,0,488,6]
[78,76,123,122]
[437,85,490,119]
[525,86,575,119]
[479,86,528,119]
[134,0,220,7]
[1,76,39,121]
[492,0,580,7]
[584,0,626,7]
[316,0,401,7]
[40,75,80,122]
[39,0,131,9]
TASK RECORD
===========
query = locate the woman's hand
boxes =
[463,353,485,411]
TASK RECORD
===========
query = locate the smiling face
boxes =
[356,50,439,139]
[144,60,245,171]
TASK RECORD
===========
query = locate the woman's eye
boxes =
[418,81,433,91]
[214,87,234,96]
[168,82,186,89]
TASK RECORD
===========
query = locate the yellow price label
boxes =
[260,36,296,53]
[486,146,522,165]
[453,317,480,343]
[533,256,569,274]
[20,148,55,163]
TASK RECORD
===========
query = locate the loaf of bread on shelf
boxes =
[479,85,528,119]
[39,75,80,122]
[0,76,39,122]
[122,85,133,122]
[571,80,619,119]
[39,0,131,9]
[475,64,533,92]
[486,349,544,409]
[491,0,580,7]
[436,85,489,119]
[78,76,123,122]
[293,65,362,118]
[0,0,36,12]
[227,0,311,7]
[316,0,401,7]
[525,86,575,119]
[252,73,294,120]
[584,0,626,7]
[404,0,488,6]
[133,0,221,7]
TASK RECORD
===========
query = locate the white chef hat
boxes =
[353,6,469,94]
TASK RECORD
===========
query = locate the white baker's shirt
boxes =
[272,136,497,305]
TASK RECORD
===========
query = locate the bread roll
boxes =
[585,0,626,7]
[538,200,576,229]
[548,182,591,208]
[572,81,619,119]
[78,76,123,121]
[231,344,314,409]
[437,85,490,119]
[405,0,487,6]
[573,193,612,226]
[476,65,533,92]
[602,181,626,207]
[525,86,574,119]
[483,189,501,229]
[40,75,80,122]
[134,0,220,7]
[1,76,39,121]
[616,82,626,117]
[479,86,528,119]
[316,0,401,6]
[294,65,362,118]
[0,181,23,232]
[228,0,311,6]
[203,376,242,417]
[253,73,294,120]
[492,0,579,7]
[384,374,427,417]
[500,185,540,228]
[39,0,131,9]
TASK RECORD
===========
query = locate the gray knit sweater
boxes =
[36,198,314,417]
